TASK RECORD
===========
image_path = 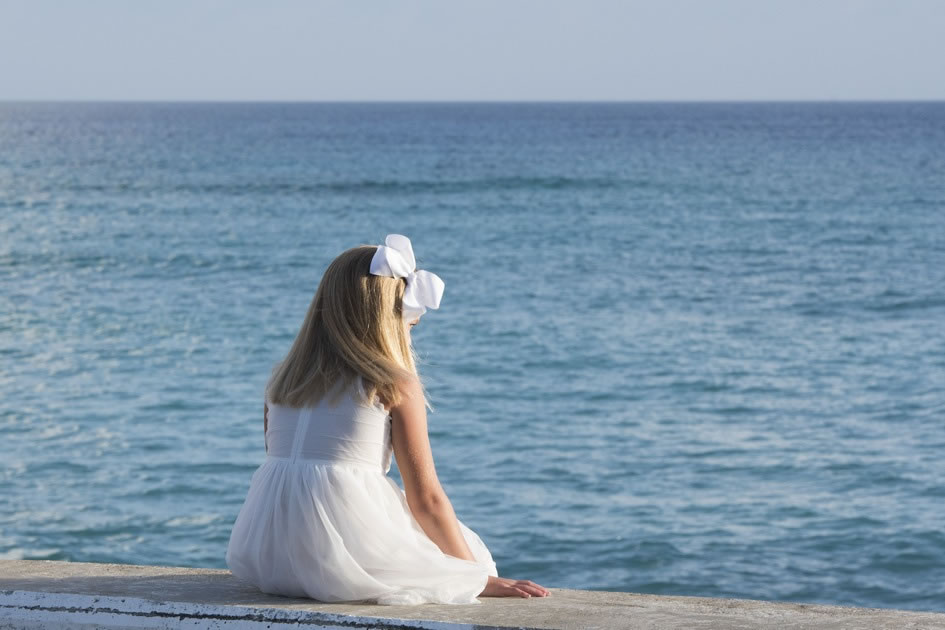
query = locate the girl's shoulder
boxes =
[355,375,392,415]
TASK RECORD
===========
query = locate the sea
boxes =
[1,101,943,612]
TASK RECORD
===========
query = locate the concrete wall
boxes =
[2,560,943,629]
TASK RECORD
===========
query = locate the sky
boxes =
[1,0,943,102]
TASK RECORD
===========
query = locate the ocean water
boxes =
[1,102,944,612]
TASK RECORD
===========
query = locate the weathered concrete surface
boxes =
[1,560,943,629]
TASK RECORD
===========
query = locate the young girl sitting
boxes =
[226,234,550,605]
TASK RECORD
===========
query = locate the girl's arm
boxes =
[389,376,477,563]
[388,375,552,599]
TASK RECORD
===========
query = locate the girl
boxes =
[226,234,549,605]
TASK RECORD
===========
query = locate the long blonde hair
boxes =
[265,245,426,410]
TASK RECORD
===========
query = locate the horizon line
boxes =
[2,98,944,105]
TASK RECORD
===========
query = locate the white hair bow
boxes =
[370,234,445,321]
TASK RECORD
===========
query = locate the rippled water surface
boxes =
[1,102,944,611]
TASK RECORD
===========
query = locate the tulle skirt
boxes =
[226,456,497,605]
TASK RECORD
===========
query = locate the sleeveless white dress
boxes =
[225,377,497,605]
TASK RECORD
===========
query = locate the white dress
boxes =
[225,377,497,605]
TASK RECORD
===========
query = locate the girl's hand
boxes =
[479,575,550,598]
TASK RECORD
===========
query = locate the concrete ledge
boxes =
[1,560,943,629]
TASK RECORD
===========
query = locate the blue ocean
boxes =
[1,102,943,612]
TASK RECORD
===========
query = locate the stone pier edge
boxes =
[2,559,944,629]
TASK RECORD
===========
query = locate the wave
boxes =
[55,175,636,197]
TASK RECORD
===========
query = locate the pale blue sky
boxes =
[1,0,943,101]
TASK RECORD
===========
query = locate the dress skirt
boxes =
[226,455,498,605]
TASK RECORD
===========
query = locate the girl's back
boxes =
[264,377,393,472]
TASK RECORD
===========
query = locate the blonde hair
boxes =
[265,245,427,410]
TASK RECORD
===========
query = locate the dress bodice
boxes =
[265,378,393,472]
